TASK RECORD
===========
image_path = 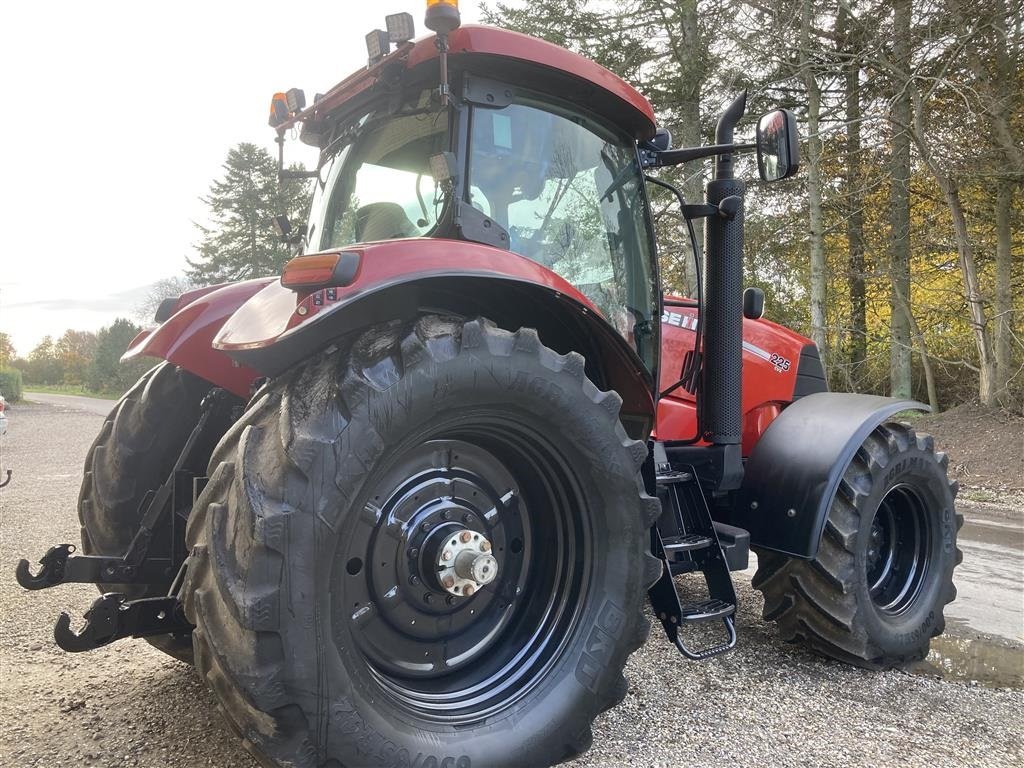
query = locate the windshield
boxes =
[307,90,449,250]
[468,98,658,366]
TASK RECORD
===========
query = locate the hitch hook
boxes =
[15,544,75,590]
[53,593,124,652]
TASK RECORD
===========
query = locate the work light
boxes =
[285,88,306,114]
[365,29,390,64]
[385,12,416,43]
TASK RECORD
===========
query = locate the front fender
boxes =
[214,239,656,434]
[123,278,272,397]
[735,392,928,558]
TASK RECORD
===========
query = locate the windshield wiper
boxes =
[599,154,639,202]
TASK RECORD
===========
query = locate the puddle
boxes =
[909,632,1024,689]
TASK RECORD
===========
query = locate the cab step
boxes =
[648,442,739,661]
[680,598,736,622]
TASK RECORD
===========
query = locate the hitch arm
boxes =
[54,593,191,653]
[15,544,174,591]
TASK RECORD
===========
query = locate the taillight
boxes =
[281,251,360,290]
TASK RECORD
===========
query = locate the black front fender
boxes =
[736,392,928,559]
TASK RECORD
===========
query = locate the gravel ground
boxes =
[1,402,1021,768]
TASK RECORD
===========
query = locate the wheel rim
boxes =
[865,484,933,614]
[336,421,591,723]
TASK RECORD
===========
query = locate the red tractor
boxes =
[17,3,960,766]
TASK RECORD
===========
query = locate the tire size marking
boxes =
[575,600,625,694]
[333,699,470,768]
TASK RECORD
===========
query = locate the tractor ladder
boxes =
[648,443,745,660]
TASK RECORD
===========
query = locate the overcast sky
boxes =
[0,0,483,356]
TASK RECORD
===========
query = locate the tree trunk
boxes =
[801,0,828,367]
[894,286,940,411]
[994,179,1014,403]
[888,0,913,400]
[839,3,867,386]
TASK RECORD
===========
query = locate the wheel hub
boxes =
[436,529,498,597]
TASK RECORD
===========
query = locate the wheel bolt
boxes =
[480,540,492,553]
[408,547,419,559]
[459,531,472,543]
[421,522,431,532]
[442,549,453,562]
[441,574,455,589]
[446,595,457,605]
[441,510,450,520]
[463,513,472,523]
[409,575,420,586]
[464,584,475,597]
[423,593,433,604]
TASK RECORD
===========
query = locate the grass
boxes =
[23,384,120,400]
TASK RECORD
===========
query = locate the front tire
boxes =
[752,421,961,668]
[183,316,662,768]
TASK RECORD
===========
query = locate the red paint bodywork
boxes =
[122,279,272,397]
[655,300,813,454]
[280,25,656,140]
[216,239,599,350]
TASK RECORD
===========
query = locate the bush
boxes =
[0,367,24,402]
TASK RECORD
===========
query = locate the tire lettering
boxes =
[332,700,470,768]
[575,600,625,693]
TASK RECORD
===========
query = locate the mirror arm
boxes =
[647,142,756,168]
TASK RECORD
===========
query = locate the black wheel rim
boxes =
[335,417,592,723]
[865,484,933,614]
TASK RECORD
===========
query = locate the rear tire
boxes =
[78,362,215,663]
[183,316,662,767]
[752,421,962,669]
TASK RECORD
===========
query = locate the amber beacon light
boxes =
[425,0,461,34]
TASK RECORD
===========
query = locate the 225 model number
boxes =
[770,353,792,372]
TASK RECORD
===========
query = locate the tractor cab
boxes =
[294,37,661,369]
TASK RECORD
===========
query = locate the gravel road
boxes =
[1,401,1021,768]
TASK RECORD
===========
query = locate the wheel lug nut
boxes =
[442,549,453,561]
[480,540,491,553]
[446,595,457,605]
[409,575,420,586]
[464,584,475,597]
[441,510,450,520]
[463,513,472,523]
[421,522,431,532]
[441,574,455,589]
[459,531,472,543]
[423,593,433,604]
[408,547,419,559]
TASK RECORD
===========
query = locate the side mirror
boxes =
[647,127,672,152]
[743,287,765,319]
[756,109,800,182]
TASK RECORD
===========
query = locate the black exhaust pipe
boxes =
[700,93,747,491]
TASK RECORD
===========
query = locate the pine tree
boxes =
[186,143,310,284]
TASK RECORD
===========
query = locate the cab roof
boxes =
[281,25,657,142]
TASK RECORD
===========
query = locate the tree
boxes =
[55,330,98,385]
[0,332,14,367]
[27,336,60,385]
[86,319,151,393]
[134,275,201,323]
[186,143,309,284]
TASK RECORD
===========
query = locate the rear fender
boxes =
[735,392,928,558]
[123,278,272,398]
[214,240,656,436]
